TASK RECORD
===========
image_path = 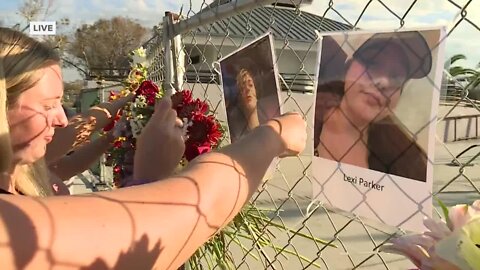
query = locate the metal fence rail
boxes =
[146,0,480,269]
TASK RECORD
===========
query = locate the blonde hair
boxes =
[235,68,253,90]
[0,27,60,196]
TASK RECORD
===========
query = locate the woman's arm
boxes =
[48,132,114,181]
[45,95,133,164]
[0,113,306,270]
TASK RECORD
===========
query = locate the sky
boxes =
[0,0,478,81]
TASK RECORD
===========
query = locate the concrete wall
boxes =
[437,105,480,143]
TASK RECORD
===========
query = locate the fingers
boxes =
[282,111,301,116]
[175,118,186,142]
[275,111,307,158]
[150,96,179,127]
[163,107,175,123]
[154,96,173,116]
[156,97,184,138]
[282,111,305,121]
[175,117,184,128]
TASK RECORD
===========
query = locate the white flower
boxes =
[131,47,147,67]
[133,47,146,58]
[380,200,480,270]
[134,95,147,108]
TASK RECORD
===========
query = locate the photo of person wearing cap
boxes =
[220,34,282,143]
[313,30,435,182]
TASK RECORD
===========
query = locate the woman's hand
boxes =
[265,112,307,157]
[133,97,185,183]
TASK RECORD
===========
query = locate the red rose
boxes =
[135,80,159,106]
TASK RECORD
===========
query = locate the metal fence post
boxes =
[163,12,185,95]
[162,13,175,96]
[172,33,185,91]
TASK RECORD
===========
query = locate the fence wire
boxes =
[145,0,480,269]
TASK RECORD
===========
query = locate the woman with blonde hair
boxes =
[0,27,306,269]
[0,27,69,196]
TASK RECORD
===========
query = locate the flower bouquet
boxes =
[106,83,224,186]
[104,47,335,269]
[380,200,480,270]
[104,48,225,186]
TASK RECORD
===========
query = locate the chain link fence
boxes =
[145,0,480,269]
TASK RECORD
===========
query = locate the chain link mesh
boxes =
[145,0,480,268]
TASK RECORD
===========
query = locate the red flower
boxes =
[135,80,159,106]
[184,142,212,161]
[171,90,209,118]
[107,84,224,180]
[103,112,121,132]
[108,91,119,102]
[187,113,222,146]
[113,139,123,148]
[113,165,122,174]
[178,99,209,119]
[171,90,193,109]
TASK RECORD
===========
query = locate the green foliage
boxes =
[188,204,336,269]
[445,54,480,99]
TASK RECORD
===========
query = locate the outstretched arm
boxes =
[45,95,133,164]
[0,113,305,270]
[48,132,114,181]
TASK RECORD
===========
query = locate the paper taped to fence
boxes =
[312,27,446,232]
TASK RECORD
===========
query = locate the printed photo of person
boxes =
[219,33,282,143]
[313,30,439,183]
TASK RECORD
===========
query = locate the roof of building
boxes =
[193,1,353,42]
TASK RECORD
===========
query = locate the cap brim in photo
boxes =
[353,31,433,80]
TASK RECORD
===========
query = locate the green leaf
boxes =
[435,197,450,222]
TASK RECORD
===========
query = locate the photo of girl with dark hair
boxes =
[314,30,435,183]
[311,28,446,231]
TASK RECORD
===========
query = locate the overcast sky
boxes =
[1,0,478,81]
